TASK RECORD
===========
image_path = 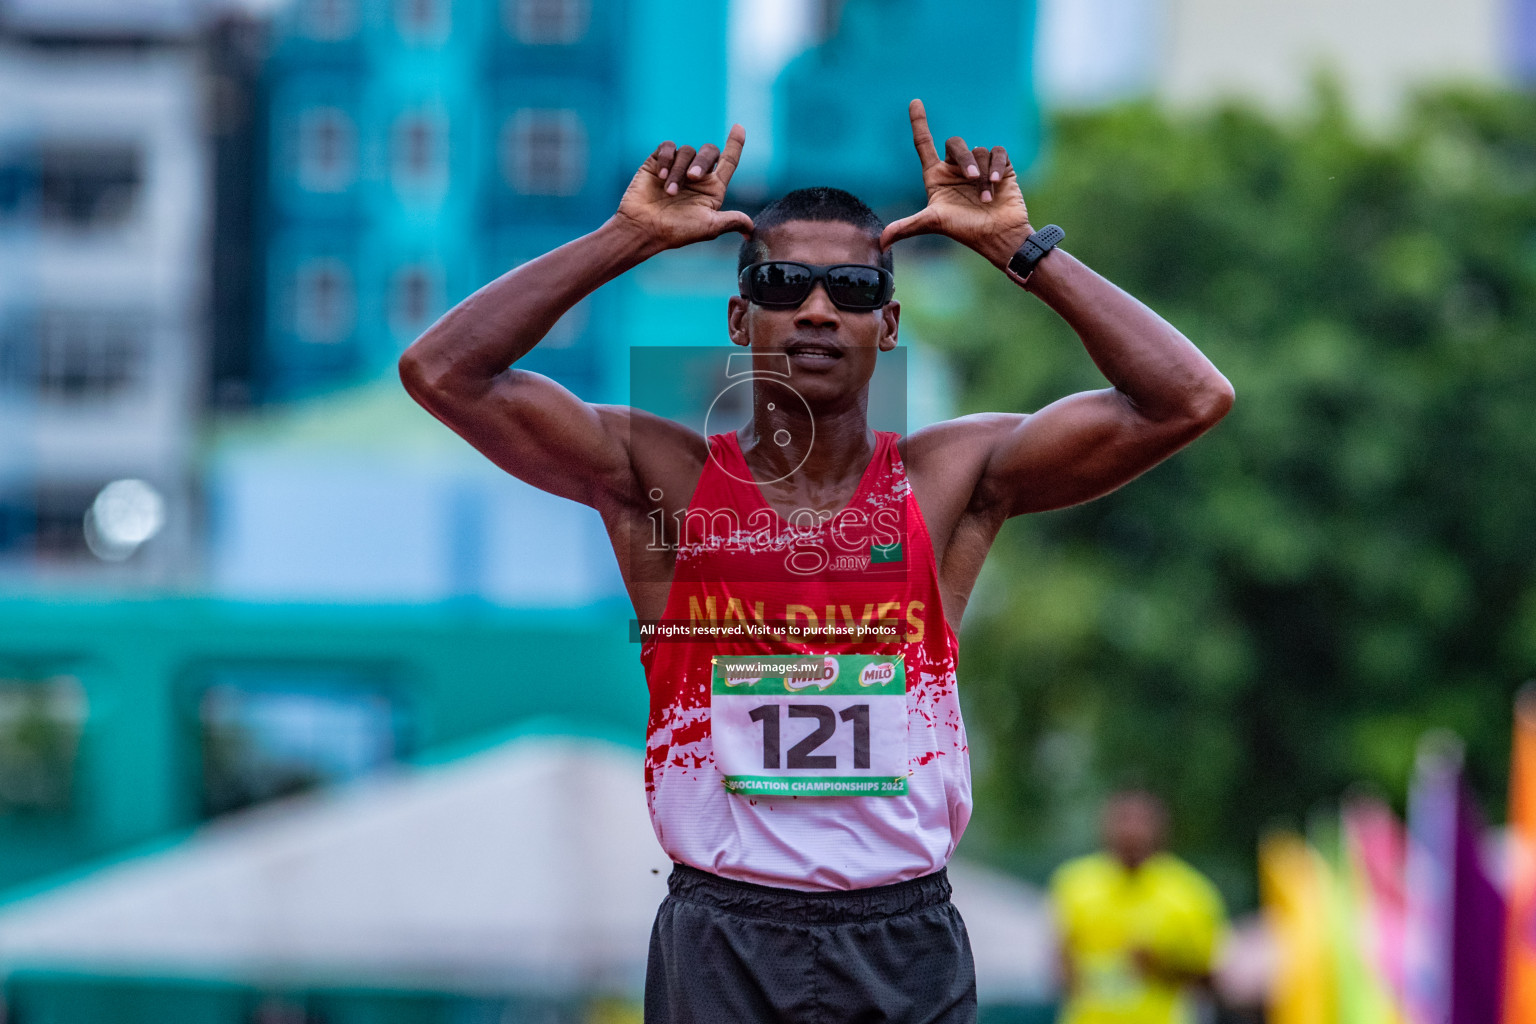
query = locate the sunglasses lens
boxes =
[745,263,889,310]
[827,266,887,309]
[750,263,813,306]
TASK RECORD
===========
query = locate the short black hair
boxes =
[738,187,893,276]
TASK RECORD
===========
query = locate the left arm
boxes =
[884,100,1233,518]
[976,248,1234,515]
[1131,947,1214,989]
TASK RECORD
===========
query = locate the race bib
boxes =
[711,654,908,797]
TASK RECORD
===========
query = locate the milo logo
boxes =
[784,657,839,691]
[859,661,896,687]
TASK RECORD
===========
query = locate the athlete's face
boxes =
[1103,792,1167,870]
[727,219,900,405]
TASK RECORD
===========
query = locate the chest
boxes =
[750,469,875,525]
[1062,875,1191,949]
[673,473,916,588]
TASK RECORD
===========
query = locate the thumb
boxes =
[708,209,755,239]
[880,208,940,250]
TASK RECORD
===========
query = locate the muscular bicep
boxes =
[402,363,639,509]
[977,387,1217,517]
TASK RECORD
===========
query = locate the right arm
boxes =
[398,127,753,509]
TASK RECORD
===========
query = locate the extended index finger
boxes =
[907,99,939,169]
[716,124,746,188]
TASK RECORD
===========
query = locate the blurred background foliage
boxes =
[913,84,1536,907]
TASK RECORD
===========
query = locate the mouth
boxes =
[784,340,844,366]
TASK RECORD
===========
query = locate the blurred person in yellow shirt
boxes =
[1050,790,1227,1024]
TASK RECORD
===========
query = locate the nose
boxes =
[794,281,840,327]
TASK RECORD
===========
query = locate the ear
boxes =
[878,299,900,352]
[728,295,751,348]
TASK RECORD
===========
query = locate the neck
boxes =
[741,384,874,483]
[1116,851,1155,872]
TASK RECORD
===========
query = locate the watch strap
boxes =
[1007,224,1065,282]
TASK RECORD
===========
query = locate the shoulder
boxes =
[899,413,1027,467]
[1146,854,1225,911]
[591,404,704,447]
[899,413,1029,517]
[1049,852,1113,896]
[591,404,709,510]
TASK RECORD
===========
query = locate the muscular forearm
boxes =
[399,215,659,393]
[1022,249,1234,425]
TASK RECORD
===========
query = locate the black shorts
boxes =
[644,864,977,1024]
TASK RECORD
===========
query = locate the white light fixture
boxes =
[84,479,165,562]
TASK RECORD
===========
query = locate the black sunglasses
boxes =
[738,261,895,312]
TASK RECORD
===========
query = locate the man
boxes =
[399,101,1233,1023]
[1050,791,1228,1024]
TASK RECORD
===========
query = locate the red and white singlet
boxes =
[639,430,972,891]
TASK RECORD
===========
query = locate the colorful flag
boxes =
[1330,827,1403,1024]
[1452,778,1505,1024]
[1405,735,1461,1024]
[1404,733,1505,1024]
[1503,687,1536,1024]
[1343,796,1410,1022]
[1260,832,1335,1024]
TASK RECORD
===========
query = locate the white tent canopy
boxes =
[0,734,1055,1002]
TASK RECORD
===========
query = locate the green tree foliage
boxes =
[914,89,1536,903]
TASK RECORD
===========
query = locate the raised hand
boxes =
[879,100,1032,267]
[615,124,754,253]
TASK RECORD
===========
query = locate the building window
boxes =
[389,264,441,337]
[391,110,447,190]
[32,484,100,562]
[0,318,29,394]
[0,151,37,219]
[506,0,589,43]
[296,107,357,194]
[197,668,402,818]
[29,310,147,403]
[501,109,587,196]
[0,497,30,557]
[1,309,148,403]
[293,259,356,344]
[39,144,141,230]
[395,0,449,43]
[0,481,161,562]
[300,0,358,40]
[0,676,86,813]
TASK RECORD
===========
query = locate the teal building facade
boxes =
[774,0,1041,211]
[259,0,729,402]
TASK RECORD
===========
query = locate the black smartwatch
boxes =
[1006,224,1065,283]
